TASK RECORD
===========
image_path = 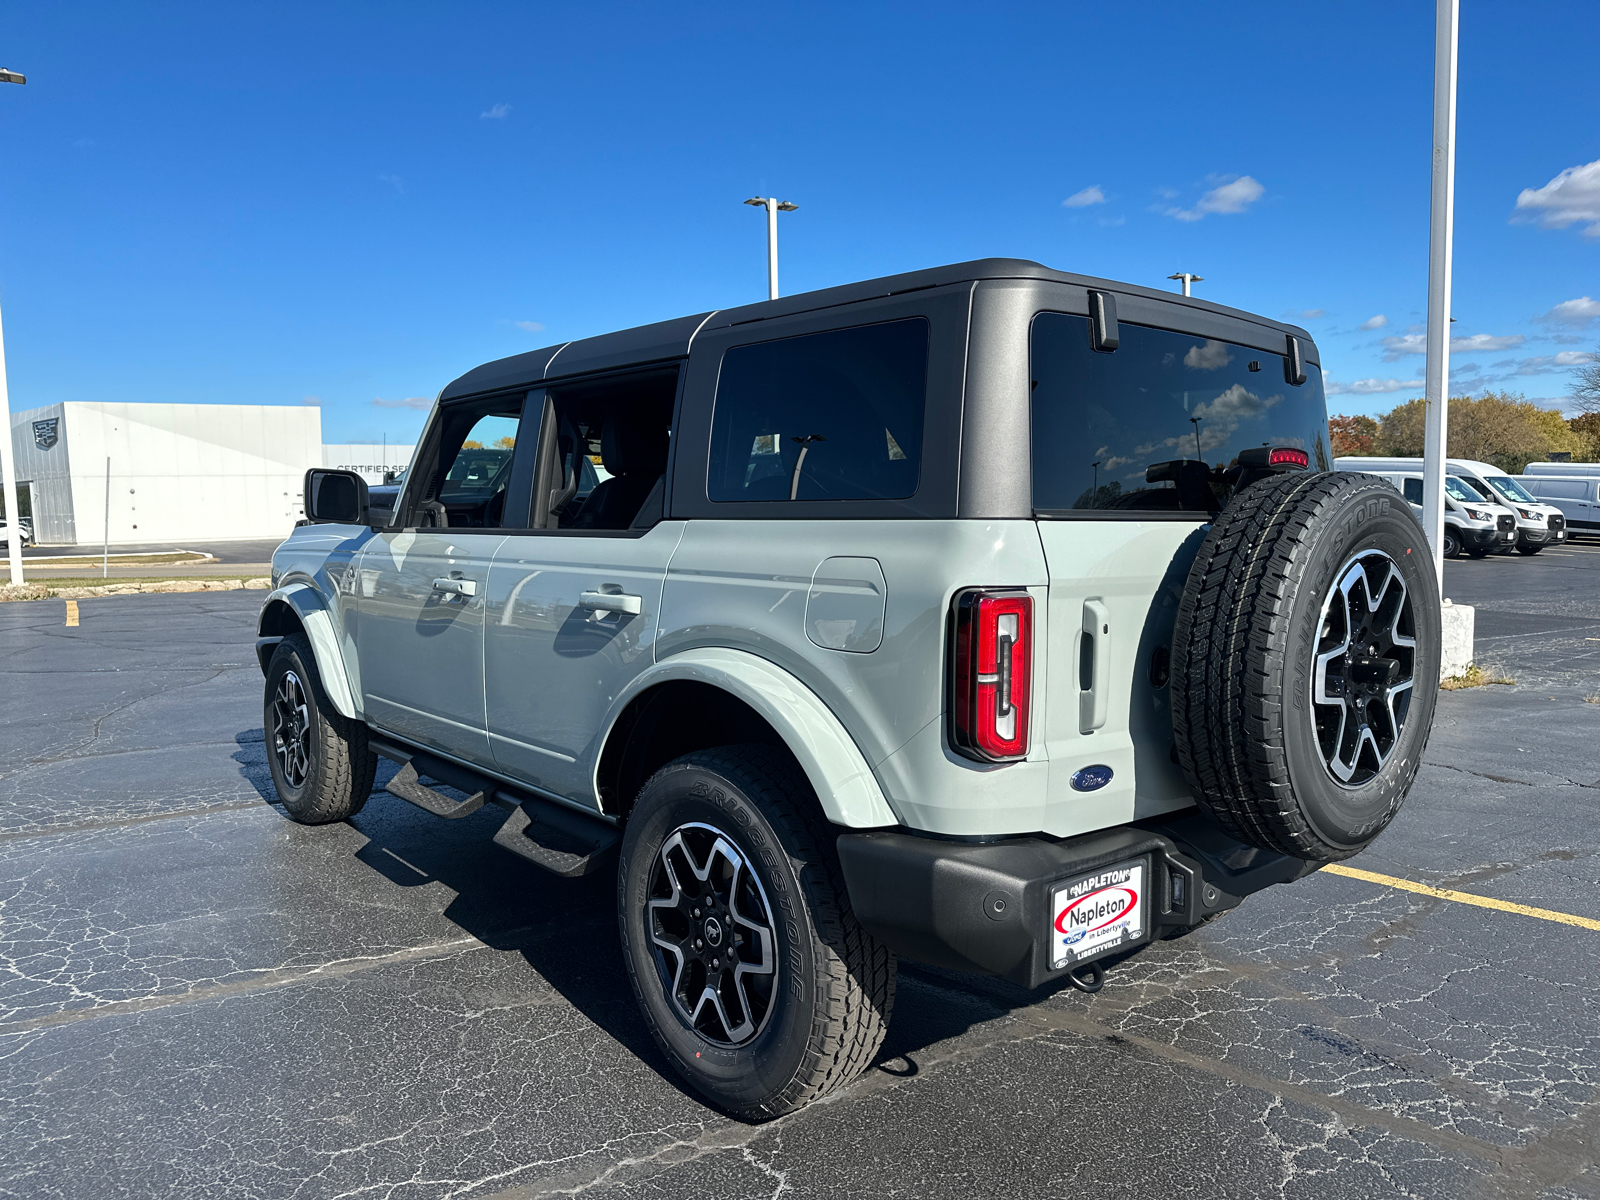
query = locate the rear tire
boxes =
[1171,472,1441,861]
[617,745,895,1120]
[263,634,375,824]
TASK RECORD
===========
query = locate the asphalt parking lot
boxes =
[3,542,1599,1199]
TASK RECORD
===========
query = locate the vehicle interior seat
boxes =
[567,415,668,529]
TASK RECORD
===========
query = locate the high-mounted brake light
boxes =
[1268,447,1310,469]
[950,590,1032,762]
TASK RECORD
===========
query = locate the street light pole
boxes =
[1168,272,1203,298]
[744,197,798,300]
[1421,0,1458,592]
[0,66,26,588]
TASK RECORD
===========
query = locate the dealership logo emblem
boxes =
[33,418,59,450]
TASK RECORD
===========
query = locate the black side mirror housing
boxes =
[304,469,370,525]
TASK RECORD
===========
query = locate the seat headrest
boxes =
[601,416,669,476]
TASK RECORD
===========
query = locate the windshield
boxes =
[1484,474,1535,503]
[1030,314,1330,514]
[1445,477,1486,503]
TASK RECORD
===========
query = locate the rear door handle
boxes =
[1079,599,1110,734]
[579,589,643,616]
[432,577,479,597]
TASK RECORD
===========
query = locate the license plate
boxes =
[1049,857,1150,969]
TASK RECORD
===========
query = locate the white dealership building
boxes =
[6,402,417,546]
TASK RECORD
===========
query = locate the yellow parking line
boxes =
[64,600,79,627]
[1322,863,1600,932]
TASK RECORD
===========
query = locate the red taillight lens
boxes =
[951,589,1032,762]
[1269,447,1309,468]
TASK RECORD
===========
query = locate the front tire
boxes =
[264,634,375,824]
[618,745,895,1120]
[1442,528,1462,558]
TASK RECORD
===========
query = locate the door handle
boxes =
[1079,599,1110,734]
[579,589,643,616]
[432,577,479,597]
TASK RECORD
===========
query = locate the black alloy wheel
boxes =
[646,822,778,1047]
[1312,551,1417,788]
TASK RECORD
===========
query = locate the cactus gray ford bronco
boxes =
[259,259,1440,1118]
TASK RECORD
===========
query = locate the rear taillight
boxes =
[950,589,1032,762]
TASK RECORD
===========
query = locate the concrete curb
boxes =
[0,578,272,602]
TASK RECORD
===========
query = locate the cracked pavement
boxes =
[2,546,1599,1199]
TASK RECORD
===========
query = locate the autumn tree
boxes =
[1375,399,1426,456]
[1370,393,1578,472]
[1328,414,1379,456]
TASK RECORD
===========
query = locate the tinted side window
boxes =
[708,319,929,503]
[1402,478,1423,505]
[1030,314,1330,513]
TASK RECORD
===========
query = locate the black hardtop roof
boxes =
[440,257,1315,401]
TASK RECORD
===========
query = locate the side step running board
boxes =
[368,732,619,877]
[384,761,486,819]
[493,799,620,878]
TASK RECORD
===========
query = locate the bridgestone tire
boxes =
[264,634,376,824]
[1170,472,1441,861]
[617,745,895,1120]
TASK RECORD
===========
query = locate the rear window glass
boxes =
[708,319,929,503]
[1030,314,1330,514]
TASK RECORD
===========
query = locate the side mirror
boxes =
[304,469,369,524]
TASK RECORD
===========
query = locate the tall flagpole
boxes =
[1421,0,1458,592]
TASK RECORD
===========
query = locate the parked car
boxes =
[258,258,1440,1118]
[1333,456,1565,554]
[1342,467,1516,558]
[0,516,34,548]
[1516,474,1600,535]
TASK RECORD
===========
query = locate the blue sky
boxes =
[2,1,1596,444]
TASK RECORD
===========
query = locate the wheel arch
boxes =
[256,583,361,720]
[596,648,900,830]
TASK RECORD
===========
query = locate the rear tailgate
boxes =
[1035,520,1203,837]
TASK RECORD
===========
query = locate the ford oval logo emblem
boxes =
[1071,765,1114,792]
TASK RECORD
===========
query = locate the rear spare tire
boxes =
[1170,472,1441,861]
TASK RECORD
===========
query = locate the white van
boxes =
[1343,467,1517,558]
[1524,462,1600,477]
[1334,457,1567,554]
[1516,475,1600,533]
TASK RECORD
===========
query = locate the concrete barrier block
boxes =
[1440,599,1475,681]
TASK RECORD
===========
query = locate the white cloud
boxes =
[1164,175,1264,222]
[1542,296,1600,327]
[1513,158,1600,238]
[1284,308,1325,320]
[378,172,405,193]
[480,102,512,120]
[1154,186,1179,200]
[1379,332,1525,360]
[513,320,545,333]
[1325,378,1425,396]
[1358,314,1388,331]
[1512,351,1597,376]
[1184,340,1233,371]
[1063,185,1105,208]
[373,396,431,410]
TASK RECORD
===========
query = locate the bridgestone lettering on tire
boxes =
[1170,472,1442,861]
[617,745,895,1120]
[264,634,376,825]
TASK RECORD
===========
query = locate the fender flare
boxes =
[256,583,362,720]
[600,647,901,829]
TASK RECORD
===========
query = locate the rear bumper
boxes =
[837,812,1317,989]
